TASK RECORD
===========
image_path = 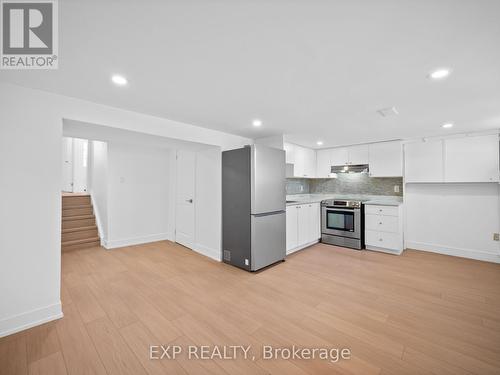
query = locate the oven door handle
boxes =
[323,207,358,212]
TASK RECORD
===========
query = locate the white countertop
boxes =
[286,194,403,206]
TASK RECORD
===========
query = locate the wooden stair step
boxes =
[62,217,95,230]
[62,195,91,207]
[62,214,94,221]
[63,204,92,211]
[62,225,97,233]
[62,239,101,252]
[62,227,99,242]
[62,206,93,217]
[62,237,100,247]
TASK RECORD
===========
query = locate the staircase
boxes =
[62,193,100,252]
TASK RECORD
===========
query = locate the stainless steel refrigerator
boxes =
[222,144,286,271]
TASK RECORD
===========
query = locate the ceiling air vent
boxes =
[377,107,399,117]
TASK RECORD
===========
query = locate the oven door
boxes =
[321,206,361,239]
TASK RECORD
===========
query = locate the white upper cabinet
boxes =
[330,148,349,166]
[404,140,444,183]
[284,142,295,164]
[444,134,499,182]
[328,145,369,166]
[284,142,316,178]
[368,141,403,177]
[348,144,369,165]
[302,147,316,177]
[316,149,332,178]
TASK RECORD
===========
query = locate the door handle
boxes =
[186,199,193,203]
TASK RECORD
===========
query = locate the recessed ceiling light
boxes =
[442,122,454,129]
[252,119,262,127]
[429,68,451,80]
[316,141,323,146]
[111,74,128,86]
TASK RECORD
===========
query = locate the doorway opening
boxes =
[62,137,89,193]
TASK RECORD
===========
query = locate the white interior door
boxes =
[175,150,196,249]
[62,137,73,192]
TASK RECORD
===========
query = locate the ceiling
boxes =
[1,0,499,149]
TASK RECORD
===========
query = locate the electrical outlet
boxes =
[394,185,400,193]
[245,259,249,266]
[494,233,499,241]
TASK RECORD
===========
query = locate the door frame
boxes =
[174,149,196,249]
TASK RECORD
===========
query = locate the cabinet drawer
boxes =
[365,230,401,250]
[365,205,399,217]
[365,214,399,233]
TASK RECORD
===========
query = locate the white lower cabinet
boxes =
[286,203,320,254]
[365,204,404,255]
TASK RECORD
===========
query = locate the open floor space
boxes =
[2,242,500,375]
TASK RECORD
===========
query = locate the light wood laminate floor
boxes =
[1,241,500,375]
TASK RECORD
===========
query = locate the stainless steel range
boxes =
[321,199,365,250]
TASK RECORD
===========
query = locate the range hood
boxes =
[331,164,369,174]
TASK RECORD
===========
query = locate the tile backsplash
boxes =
[287,174,403,196]
[286,178,311,195]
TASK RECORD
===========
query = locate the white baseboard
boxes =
[103,232,171,249]
[406,241,500,263]
[0,302,63,338]
[366,245,403,255]
[192,243,222,262]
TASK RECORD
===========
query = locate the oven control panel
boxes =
[321,199,362,208]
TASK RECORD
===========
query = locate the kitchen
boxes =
[222,133,499,271]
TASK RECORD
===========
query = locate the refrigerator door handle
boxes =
[251,210,286,217]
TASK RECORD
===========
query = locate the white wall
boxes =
[405,183,500,263]
[89,140,108,242]
[193,147,222,260]
[106,143,171,248]
[255,135,284,150]
[0,86,63,337]
[0,82,251,338]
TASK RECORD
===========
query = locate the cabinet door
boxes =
[348,145,369,165]
[307,203,321,241]
[404,140,444,183]
[445,135,499,182]
[368,141,402,177]
[330,148,349,166]
[284,142,295,164]
[292,145,305,177]
[303,148,316,178]
[316,149,331,178]
[286,206,298,252]
[297,205,309,246]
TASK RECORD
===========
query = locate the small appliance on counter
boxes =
[321,199,365,250]
[222,144,286,271]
